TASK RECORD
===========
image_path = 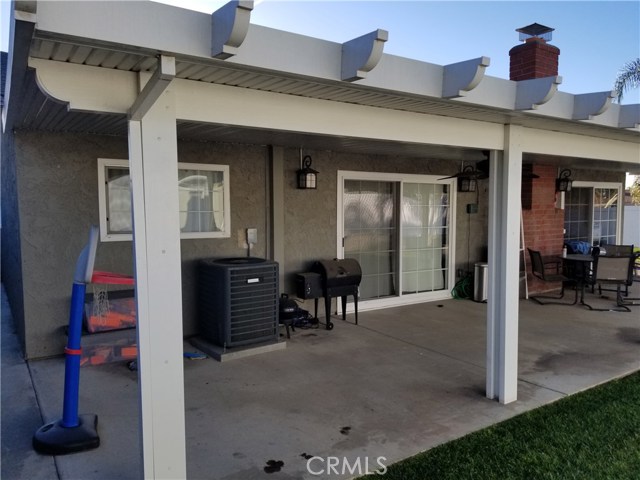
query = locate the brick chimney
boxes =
[509,23,560,81]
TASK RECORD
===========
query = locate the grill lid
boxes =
[312,258,362,287]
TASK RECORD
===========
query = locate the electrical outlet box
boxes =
[466,203,478,214]
[246,228,258,245]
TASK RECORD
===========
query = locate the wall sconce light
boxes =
[556,169,573,192]
[297,155,318,189]
[457,166,477,192]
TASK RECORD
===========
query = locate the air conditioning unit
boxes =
[198,257,279,348]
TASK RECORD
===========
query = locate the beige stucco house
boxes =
[2,1,638,476]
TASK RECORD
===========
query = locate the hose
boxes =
[451,273,473,299]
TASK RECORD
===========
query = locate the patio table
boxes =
[559,254,594,309]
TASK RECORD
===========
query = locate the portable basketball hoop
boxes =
[33,226,134,455]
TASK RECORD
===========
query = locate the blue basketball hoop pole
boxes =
[33,227,101,455]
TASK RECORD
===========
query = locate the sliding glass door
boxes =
[340,172,455,306]
[401,182,450,294]
[563,182,622,246]
[343,180,398,300]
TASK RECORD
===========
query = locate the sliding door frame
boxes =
[337,170,457,312]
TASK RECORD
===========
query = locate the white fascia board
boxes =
[35,0,212,58]
[451,75,516,110]
[524,89,574,118]
[618,104,640,130]
[228,24,342,79]
[358,54,444,97]
[173,78,504,150]
[30,58,138,114]
[520,126,640,163]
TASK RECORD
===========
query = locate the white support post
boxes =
[128,88,186,478]
[268,146,285,285]
[486,126,523,404]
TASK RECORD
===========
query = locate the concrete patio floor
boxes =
[2,283,639,479]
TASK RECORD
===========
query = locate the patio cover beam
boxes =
[28,58,639,164]
[486,127,523,404]
[29,0,639,131]
[129,55,176,121]
[128,87,187,477]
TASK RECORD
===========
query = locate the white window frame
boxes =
[98,158,231,242]
[570,181,623,245]
[337,170,457,312]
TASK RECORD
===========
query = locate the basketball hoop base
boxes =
[33,414,99,455]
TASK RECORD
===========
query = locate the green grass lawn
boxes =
[361,372,640,480]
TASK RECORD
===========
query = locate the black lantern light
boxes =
[556,169,573,192]
[297,155,318,189]
[457,166,478,193]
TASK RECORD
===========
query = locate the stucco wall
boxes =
[280,147,484,292]
[454,184,489,277]
[177,141,271,337]
[13,132,271,358]
[15,132,131,358]
[12,131,482,359]
[1,128,27,352]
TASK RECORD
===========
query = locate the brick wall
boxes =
[509,38,560,81]
[522,164,565,293]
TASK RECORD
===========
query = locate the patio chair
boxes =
[528,248,578,305]
[598,244,634,297]
[592,255,634,312]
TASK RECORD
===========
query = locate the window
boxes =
[98,159,230,241]
[563,182,622,246]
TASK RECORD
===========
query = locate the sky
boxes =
[1,0,639,103]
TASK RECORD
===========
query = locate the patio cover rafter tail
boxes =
[515,76,562,111]
[211,0,254,59]
[442,56,491,99]
[572,91,616,121]
[341,29,389,82]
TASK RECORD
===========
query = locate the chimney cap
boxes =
[516,23,554,42]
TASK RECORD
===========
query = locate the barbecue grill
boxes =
[309,258,361,330]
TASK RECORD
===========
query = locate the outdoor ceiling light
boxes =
[297,155,318,189]
[457,166,478,193]
[556,169,573,192]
